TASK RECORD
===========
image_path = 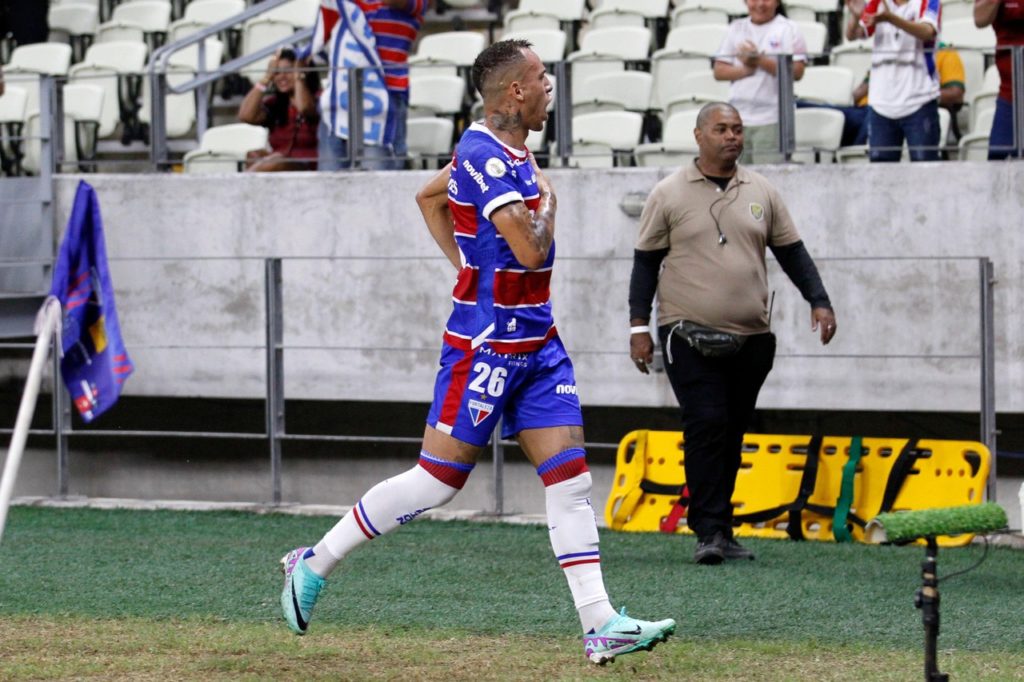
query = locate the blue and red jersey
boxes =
[355,0,425,94]
[444,122,556,355]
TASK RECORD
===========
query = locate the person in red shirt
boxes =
[975,0,1024,159]
[239,48,321,172]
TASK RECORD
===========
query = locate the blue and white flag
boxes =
[303,0,390,147]
[49,181,133,422]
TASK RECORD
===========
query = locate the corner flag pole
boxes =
[0,298,62,546]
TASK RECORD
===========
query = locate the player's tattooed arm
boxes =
[492,162,556,269]
[416,162,461,270]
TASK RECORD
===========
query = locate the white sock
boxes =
[542,457,618,634]
[303,452,472,578]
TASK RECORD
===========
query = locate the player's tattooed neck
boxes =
[489,111,522,132]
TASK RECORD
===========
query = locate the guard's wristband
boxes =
[630,325,651,335]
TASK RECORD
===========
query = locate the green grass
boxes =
[1,507,1022,680]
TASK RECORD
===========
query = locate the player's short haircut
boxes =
[471,39,534,98]
[696,101,741,130]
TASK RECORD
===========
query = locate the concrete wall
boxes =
[46,162,1023,415]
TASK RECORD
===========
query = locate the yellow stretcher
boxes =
[604,430,991,547]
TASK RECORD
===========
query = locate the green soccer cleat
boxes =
[583,607,676,665]
[279,547,325,635]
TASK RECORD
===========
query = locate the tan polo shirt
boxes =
[635,161,801,335]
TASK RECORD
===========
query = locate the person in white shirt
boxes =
[845,0,942,161]
[713,0,808,164]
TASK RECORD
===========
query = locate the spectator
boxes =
[302,0,393,170]
[974,0,1024,159]
[356,0,429,169]
[845,0,942,162]
[239,48,320,172]
[628,102,836,565]
[713,0,807,164]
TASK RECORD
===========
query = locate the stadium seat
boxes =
[68,40,149,139]
[408,73,466,117]
[659,24,729,56]
[941,17,996,50]
[792,107,844,163]
[260,0,318,28]
[411,31,488,67]
[835,144,869,163]
[588,8,647,29]
[168,0,245,47]
[48,2,100,62]
[139,65,197,138]
[671,0,747,15]
[62,82,105,164]
[650,25,726,110]
[182,122,269,173]
[515,0,586,21]
[592,0,670,18]
[22,109,78,175]
[573,70,652,115]
[574,26,652,60]
[95,20,147,45]
[670,5,730,27]
[240,17,295,80]
[794,65,854,106]
[634,108,699,166]
[100,0,172,50]
[957,131,989,160]
[7,42,74,76]
[570,110,644,167]
[0,86,28,175]
[794,20,828,57]
[969,90,998,135]
[405,117,455,169]
[829,38,872,86]
[501,29,567,63]
[502,10,561,32]
[661,70,729,117]
[784,2,819,22]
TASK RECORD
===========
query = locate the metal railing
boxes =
[0,254,999,510]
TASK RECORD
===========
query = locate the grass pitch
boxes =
[1,507,1022,680]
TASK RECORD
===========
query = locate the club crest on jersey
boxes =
[467,399,494,426]
[506,317,517,332]
[485,157,507,178]
[749,203,765,221]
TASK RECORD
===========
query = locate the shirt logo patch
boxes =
[485,157,507,178]
[749,203,765,221]
[468,399,494,426]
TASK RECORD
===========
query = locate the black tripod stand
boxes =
[914,538,949,682]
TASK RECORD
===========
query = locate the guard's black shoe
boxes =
[721,536,755,561]
[693,533,726,565]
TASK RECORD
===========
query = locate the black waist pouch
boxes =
[673,320,747,358]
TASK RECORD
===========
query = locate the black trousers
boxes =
[659,325,776,541]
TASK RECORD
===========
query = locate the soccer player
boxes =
[279,39,676,665]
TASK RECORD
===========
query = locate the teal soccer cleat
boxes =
[583,607,676,665]
[279,547,325,635]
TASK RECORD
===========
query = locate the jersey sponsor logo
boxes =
[468,398,494,426]
[556,384,577,395]
[749,202,765,221]
[485,157,507,178]
[462,158,490,193]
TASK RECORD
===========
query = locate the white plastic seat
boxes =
[261,0,318,28]
[405,117,455,168]
[95,21,147,44]
[61,82,105,164]
[588,8,647,29]
[956,48,988,111]
[661,71,730,117]
[794,20,827,57]
[573,71,652,115]
[139,65,196,137]
[671,5,730,27]
[794,65,854,106]
[634,109,699,166]
[167,38,224,71]
[660,24,729,55]
[792,107,844,163]
[68,40,149,138]
[0,86,28,175]
[168,0,245,44]
[240,17,295,79]
[570,110,644,166]
[941,18,996,50]
[408,74,466,116]
[22,110,77,174]
[957,131,989,160]
[593,0,670,18]
[650,26,726,110]
[8,43,74,76]
[516,0,586,21]
[101,0,172,48]
[574,26,652,60]
[501,29,567,63]
[183,122,269,173]
[502,10,561,32]
[969,90,998,134]
[836,144,869,163]
[48,3,100,61]
[412,31,488,67]
[829,39,872,86]
[566,54,627,104]
[784,3,820,22]
[672,0,746,14]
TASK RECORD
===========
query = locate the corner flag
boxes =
[50,181,133,422]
